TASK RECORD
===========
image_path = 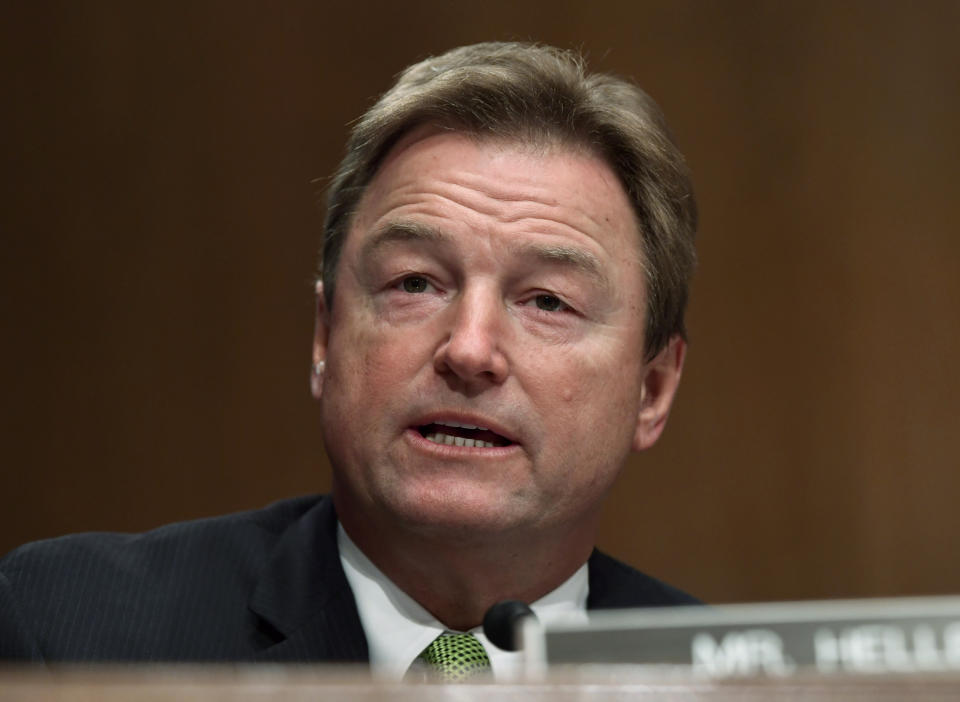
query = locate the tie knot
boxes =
[411,632,492,682]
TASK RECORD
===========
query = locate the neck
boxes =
[336,501,596,631]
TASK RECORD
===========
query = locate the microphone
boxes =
[482,600,537,651]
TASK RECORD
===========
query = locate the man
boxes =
[0,42,698,677]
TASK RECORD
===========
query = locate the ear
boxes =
[311,280,329,399]
[632,335,686,452]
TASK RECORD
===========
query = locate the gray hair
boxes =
[321,42,697,359]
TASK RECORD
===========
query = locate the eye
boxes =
[400,276,430,293]
[534,294,566,312]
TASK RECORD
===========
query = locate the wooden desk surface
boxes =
[4,666,960,701]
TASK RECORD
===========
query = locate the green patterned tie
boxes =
[411,632,492,682]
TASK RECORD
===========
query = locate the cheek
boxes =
[529,348,643,444]
[546,339,642,404]
[328,311,427,402]
[523,356,604,433]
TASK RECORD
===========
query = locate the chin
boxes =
[382,481,536,536]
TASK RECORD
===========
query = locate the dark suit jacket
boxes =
[0,495,698,662]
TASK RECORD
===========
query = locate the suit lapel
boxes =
[247,496,369,662]
[587,548,701,609]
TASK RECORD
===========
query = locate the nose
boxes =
[433,286,509,388]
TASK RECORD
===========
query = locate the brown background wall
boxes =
[2,0,958,604]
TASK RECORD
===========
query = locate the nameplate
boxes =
[523,597,960,677]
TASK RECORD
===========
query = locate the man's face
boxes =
[315,130,682,539]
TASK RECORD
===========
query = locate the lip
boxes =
[408,411,521,446]
[404,427,522,457]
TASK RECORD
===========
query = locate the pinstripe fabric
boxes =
[0,494,697,663]
[586,549,701,611]
[0,495,368,662]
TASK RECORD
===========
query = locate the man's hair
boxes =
[321,42,697,359]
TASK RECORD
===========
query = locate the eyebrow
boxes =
[361,219,609,285]
[510,242,606,284]
[361,221,448,259]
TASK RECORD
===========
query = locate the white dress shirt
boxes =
[338,524,589,680]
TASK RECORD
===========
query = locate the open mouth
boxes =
[416,421,513,448]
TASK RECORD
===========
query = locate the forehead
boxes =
[347,128,645,283]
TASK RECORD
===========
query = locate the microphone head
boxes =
[482,600,537,651]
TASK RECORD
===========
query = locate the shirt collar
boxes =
[337,523,589,680]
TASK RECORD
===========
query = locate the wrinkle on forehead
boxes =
[366,127,629,225]
[371,172,629,258]
[352,129,646,292]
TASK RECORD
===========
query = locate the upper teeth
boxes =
[425,433,495,448]
[424,421,496,448]
[437,421,488,431]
